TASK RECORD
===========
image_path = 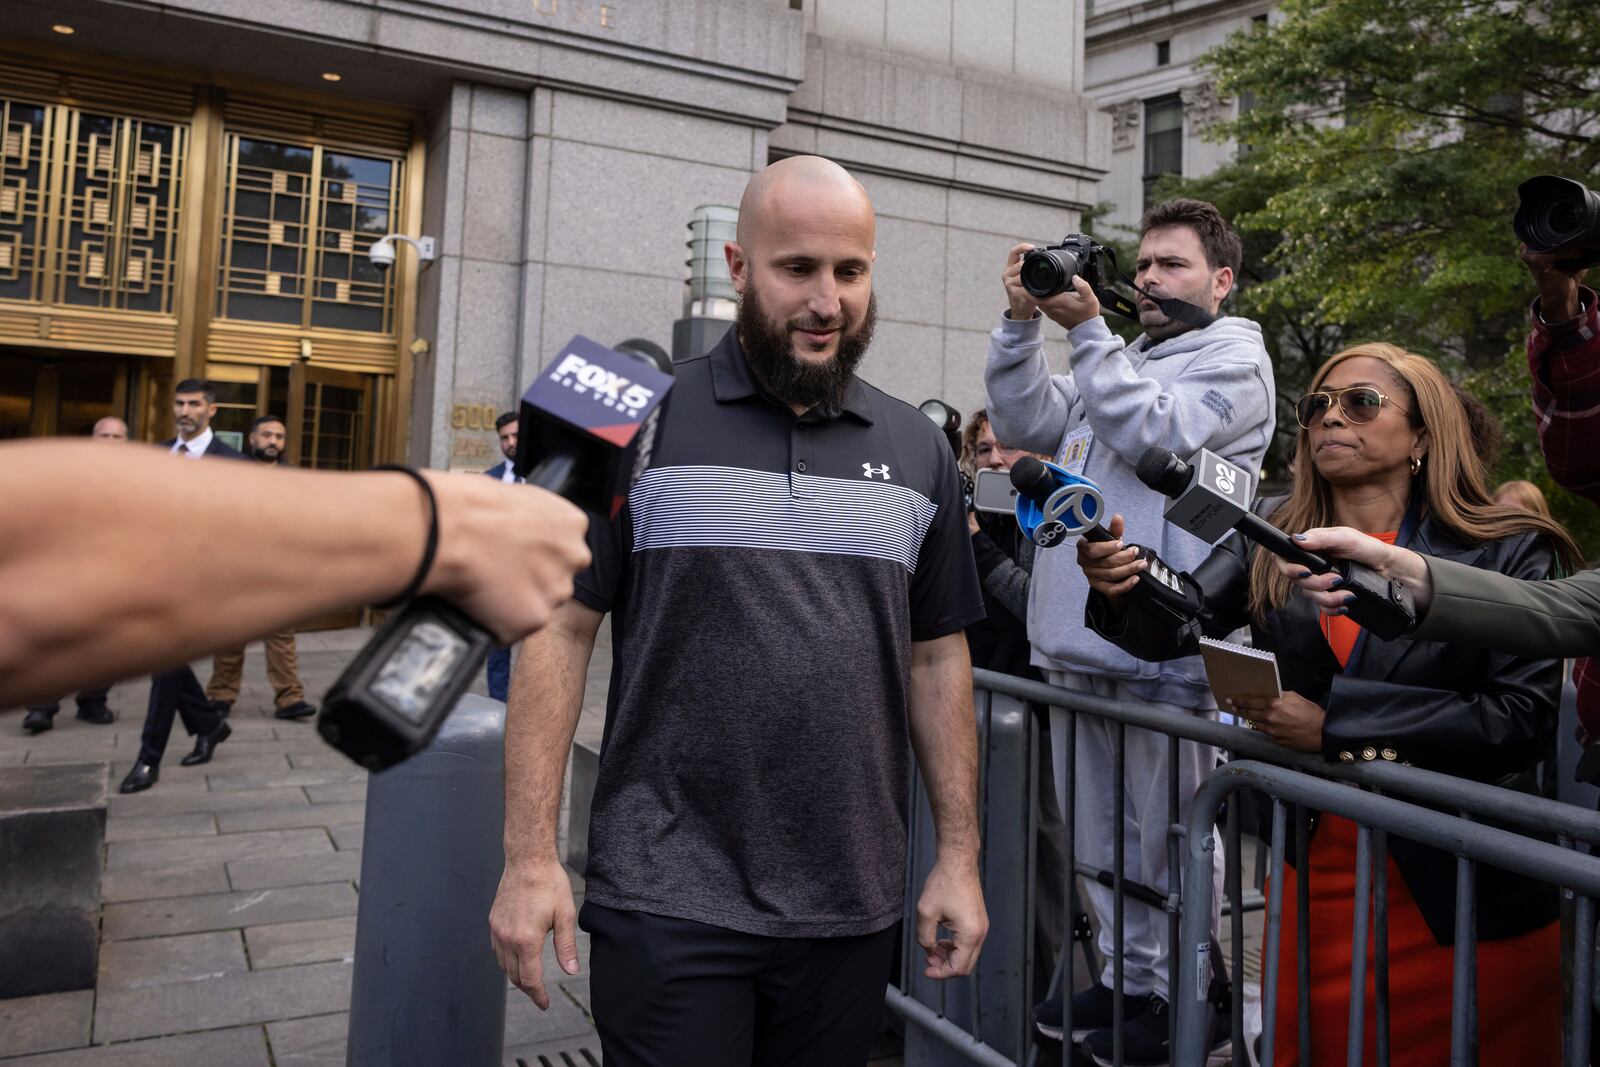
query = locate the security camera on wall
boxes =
[368,234,437,272]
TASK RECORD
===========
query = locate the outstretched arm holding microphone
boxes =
[1277,528,1600,658]
[0,440,591,709]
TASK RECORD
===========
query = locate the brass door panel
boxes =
[0,94,186,354]
[289,362,372,472]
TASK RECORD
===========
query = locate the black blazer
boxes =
[160,435,249,461]
[1087,507,1562,945]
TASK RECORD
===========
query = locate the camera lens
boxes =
[1021,247,1081,298]
[1546,200,1582,237]
[1515,175,1600,252]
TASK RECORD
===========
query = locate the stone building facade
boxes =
[1,0,1107,472]
[1085,0,1272,237]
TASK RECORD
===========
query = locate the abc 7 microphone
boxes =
[1010,456,1205,623]
[316,336,672,772]
[1009,457,1107,547]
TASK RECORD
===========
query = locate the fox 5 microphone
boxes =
[1135,446,1416,639]
[1010,456,1204,624]
[318,336,673,772]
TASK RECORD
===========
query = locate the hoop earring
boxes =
[1409,455,1423,476]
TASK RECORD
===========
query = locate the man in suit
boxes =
[204,415,317,722]
[484,410,522,701]
[21,416,130,734]
[121,380,243,794]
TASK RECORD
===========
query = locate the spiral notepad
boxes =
[1197,636,1281,708]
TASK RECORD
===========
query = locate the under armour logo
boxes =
[862,463,891,481]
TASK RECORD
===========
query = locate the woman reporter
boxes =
[1079,343,1580,1065]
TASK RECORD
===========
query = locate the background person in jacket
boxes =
[984,198,1275,1062]
[204,415,318,723]
[1079,343,1580,1066]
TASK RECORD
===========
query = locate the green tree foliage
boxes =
[1164,0,1600,550]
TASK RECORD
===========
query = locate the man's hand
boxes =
[488,858,580,1010]
[423,475,592,645]
[1226,692,1326,753]
[1036,275,1102,332]
[1002,243,1041,322]
[1077,514,1144,610]
[1521,243,1588,323]
[916,855,989,980]
[1272,527,1432,614]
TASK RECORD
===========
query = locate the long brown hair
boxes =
[1249,343,1582,622]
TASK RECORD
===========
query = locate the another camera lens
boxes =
[1021,247,1080,298]
[1515,175,1600,252]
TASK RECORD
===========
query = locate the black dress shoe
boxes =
[76,705,115,725]
[209,699,232,719]
[274,701,317,721]
[181,722,232,766]
[119,762,159,793]
[22,708,54,734]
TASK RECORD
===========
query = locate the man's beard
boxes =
[252,445,281,463]
[737,282,876,413]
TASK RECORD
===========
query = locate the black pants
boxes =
[581,902,897,1067]
[138,667,222,767]
[27,686,111,715]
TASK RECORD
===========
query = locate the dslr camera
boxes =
[1515,175,1600,271]
[1021,234,1117,298]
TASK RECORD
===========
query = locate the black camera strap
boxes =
[1092,245,1220,329]
[1119,271,1218,330]
[1095,286,1141,322]
[1086,245,1218,328]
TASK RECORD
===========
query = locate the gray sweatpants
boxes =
[1048,669,1221,1002]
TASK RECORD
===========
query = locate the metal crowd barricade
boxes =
[886,668,1600,1067]
[1172,762,1600,1067]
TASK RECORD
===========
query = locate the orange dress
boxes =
[1268,533,1561,1066]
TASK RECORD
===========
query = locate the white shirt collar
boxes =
[500,459,520,483]
[174,427,213,458]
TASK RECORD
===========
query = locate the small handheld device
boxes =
[972,468,1020,514]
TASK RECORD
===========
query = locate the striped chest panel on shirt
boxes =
[628,465,939,573]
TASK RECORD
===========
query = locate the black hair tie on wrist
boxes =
[372,464,439,609]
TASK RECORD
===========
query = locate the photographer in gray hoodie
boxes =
[985,199,1273,1063]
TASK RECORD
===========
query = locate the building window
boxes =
[1143,95,1183,204]
[0,96,187,314]
[216,134,399,334]
[1156,40,1171,66]
[1252,13,1268,30]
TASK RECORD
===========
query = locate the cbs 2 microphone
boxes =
[1009,456,1204,624]
[1136,446,1416,640]
[318,336,673,772]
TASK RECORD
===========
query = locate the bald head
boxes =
[92,416,128,441]
[735,156,874,254]
[724,156,878,412]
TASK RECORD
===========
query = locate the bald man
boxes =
[92,416,128,441]
[490,156,989,1067]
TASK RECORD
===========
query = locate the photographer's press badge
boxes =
[1058,426,1092,478]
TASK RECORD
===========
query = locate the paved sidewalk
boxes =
[0,628,613,1066]
[1,629,1258,1065]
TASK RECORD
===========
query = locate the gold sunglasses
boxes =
[1294,385,1409,429]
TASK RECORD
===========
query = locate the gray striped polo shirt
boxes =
[573,329,984,938]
